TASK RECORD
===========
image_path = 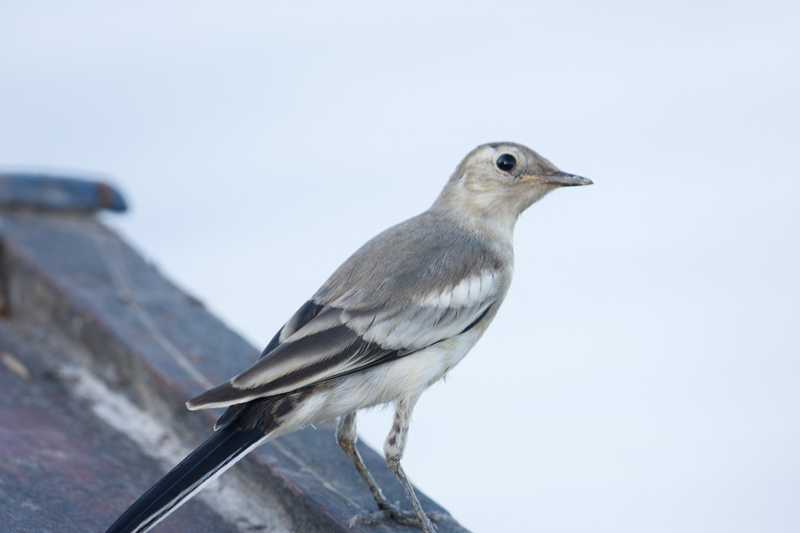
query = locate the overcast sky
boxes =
[1,1,798,532]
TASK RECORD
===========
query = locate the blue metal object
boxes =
[0,173,128,212]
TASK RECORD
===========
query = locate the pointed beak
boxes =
[542,172,593,187]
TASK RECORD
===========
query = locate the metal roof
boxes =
[0,175,469,533]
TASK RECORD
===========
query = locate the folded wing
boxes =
[187,270,498,410]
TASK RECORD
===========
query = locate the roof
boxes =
[0,173,470,532]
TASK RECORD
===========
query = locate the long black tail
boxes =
[105,425,267,533]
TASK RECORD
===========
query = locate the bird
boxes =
[105,142,592,533]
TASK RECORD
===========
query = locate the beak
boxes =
[541,172,593,187]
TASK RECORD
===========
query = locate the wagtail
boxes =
[105,142,592,533]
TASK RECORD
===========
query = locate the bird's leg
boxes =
[336,413,393,510]
[338,408,445,531]
[337,412,429,528]
[384,398,437,533]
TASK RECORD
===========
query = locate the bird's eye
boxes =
[496,154,517,172]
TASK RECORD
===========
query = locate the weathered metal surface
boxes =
[0,207,470,533]
[0,321,238,533]
[0,174,127,212]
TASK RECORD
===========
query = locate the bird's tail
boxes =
[105,425,269,533]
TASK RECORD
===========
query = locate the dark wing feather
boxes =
[214,300,324,428]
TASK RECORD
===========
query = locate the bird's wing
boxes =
[187,269,499,410]
[187,213,506,410]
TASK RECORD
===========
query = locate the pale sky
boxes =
[1,1,798,531]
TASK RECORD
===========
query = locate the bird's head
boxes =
[433,142,592,232]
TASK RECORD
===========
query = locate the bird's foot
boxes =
[349,500,446,531]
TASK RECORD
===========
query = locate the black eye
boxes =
[496,154,517,172]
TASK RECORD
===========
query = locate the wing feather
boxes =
[188,273,498,411]
[188,212,508,411]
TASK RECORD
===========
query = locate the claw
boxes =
[350,501,446,531]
